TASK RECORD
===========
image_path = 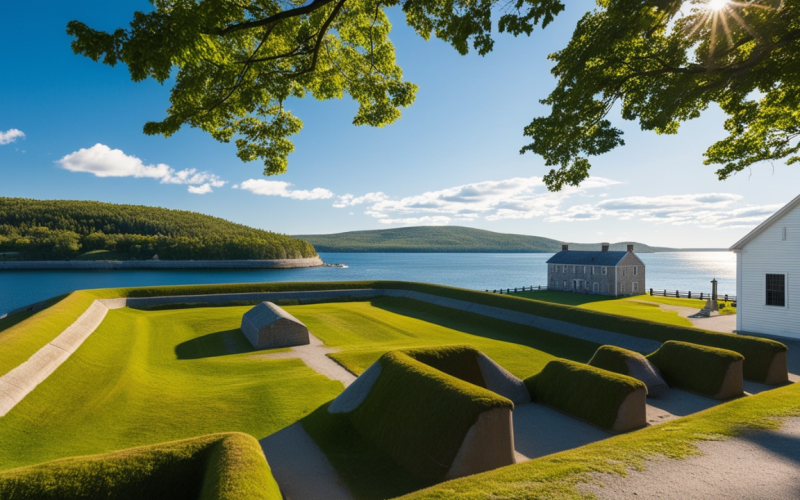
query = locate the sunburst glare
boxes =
[706,0,730,11]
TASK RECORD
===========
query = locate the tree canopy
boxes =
[524,0,800,190]
[67,0,799,190]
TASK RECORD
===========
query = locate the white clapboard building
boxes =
[730,193,800,340]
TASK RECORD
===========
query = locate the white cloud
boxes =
[237,179,334,200]
[348,176,618,224]
[57,144,226,193]
[547,193,781,229]
[333,192,389,208]
[188,184,213,194]
[0,129,25,145]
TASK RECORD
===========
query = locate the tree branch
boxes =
[221,0,338,35]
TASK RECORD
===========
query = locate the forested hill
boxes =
[0,198,316,261]
[295,226,662,253]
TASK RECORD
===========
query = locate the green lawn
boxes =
[510,291,736,326]
[0,306,342,470]
[285,297,600,378]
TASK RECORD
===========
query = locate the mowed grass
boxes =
[510,291,703,327]
[284,297,600,378]
[0,306,342,471]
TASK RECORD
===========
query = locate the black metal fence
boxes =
[487,285,548,294]
[649,288,736,304]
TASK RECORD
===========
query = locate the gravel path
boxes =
[629,300,736,333]
[260,422,354,500]
[579,418,800,500]
[252,332,356,387]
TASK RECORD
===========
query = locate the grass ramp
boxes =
[524,359,645,430]
[0,433,280,500]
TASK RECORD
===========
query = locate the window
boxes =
[563,280,567,290]
[766,274,786,306]
[563,265,567,273]
[593,282,600,293]
[622,267,626,276]
[573,266,577,273]
[602,267,607,275]
[591,266,595,275]
[633,266,638,276]
[633,282,638,292]
[582,266,586,274]
[621,282,626,294]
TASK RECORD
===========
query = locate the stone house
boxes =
[546,243,646,296]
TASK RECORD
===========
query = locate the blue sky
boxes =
[1,1,797,248]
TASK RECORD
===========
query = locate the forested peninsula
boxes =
[295,226,712,253]
[0,198,317,261]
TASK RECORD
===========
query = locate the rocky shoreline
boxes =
[0,256,324,271]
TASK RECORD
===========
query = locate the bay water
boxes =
[0,251,734,315]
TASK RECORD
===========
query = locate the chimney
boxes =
[627,244,634,252]
[601,242,609,252]
[562,244,569,251]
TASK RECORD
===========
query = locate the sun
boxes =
[706,0,730,11]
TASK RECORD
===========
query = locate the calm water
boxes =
[0,252,735,315]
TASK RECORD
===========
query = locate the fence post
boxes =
[507,288,510,294]
[663,289,667,297]
[514,287,517,293]
[725,294,728,301]
[688,291,692,299]
[700,292,704,300]
[676,290,680,298]
[650,288,653,296]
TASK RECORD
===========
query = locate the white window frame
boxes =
[563,265,567,273]
[632,282,638,292]
[621,282,626,294]
[602,267,607,275]
[633,266,638,276]
[563,280,567,290]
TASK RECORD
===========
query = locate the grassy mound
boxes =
[647,341,744,398]
[347,350,513,482]
[524,359,645,430]
[400,345,486,388]
[0,433,280,500]
[587,345,633,375]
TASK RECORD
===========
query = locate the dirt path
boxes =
[260,422,354,500]
[251,332,357,387]
[579,417,800,499]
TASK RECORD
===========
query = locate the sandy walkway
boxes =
[579,417,800,499]
[260,422,354,500]
[251,332,356,387]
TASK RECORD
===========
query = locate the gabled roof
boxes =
[730,193,800,250]
[546,250,628,266]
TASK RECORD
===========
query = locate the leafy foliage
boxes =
[522,0,800,190]
[66,0,562,175]
[0,197,316,260]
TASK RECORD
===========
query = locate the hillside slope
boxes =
[0,198,316,261]
[295,226,659,253]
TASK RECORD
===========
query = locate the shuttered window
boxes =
[766,274,786,307]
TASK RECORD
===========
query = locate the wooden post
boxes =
[650,288,653,295]
[663,289,667,297]
[700,292,704,300]
[676,290,680,298]
[688,291,692,299]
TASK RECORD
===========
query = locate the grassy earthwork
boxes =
[0,281,794,500]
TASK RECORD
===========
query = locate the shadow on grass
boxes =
[369,297,600,364]
[174,329,253,359]
[299,402,432,500]
[510,290,620,307]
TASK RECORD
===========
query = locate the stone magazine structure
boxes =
[546,243,645,296]
[240,302,311,349]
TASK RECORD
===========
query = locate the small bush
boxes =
[524,359,645,430]
[646,341,743,397]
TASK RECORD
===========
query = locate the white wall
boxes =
[738,202,800,339]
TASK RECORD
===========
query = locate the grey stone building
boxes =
[240,301,310,349]
[546,243,646,296]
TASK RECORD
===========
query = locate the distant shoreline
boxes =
[0,257,323,271]
[310,249,729,253]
